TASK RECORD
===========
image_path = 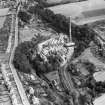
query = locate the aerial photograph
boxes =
[0,0,105,105]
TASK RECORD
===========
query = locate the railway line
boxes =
[58,60,80,105]
[58,64,74,105]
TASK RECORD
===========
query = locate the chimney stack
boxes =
[69,16,72,42]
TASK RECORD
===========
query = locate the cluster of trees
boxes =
[18,11,31,23]
[13,41,35,73]
[72,25,95,58]
[68,63,79,76]
[82,61,96,74]
[84,76,105,97]
[68,61,105,98]
[90,41,105,63]
[13,40,62,75]
[68,61,104,98]
[32,52,62,75]
[68,61,95,76]
[28,5,69,34]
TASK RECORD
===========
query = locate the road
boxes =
[9,12,30,105]
[93,94,105,105]
[8,2,30,105]
[0,1,30,105]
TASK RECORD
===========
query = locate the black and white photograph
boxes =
[0,0,105,105]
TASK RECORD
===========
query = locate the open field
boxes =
[49,0,105,25]
[0,8,9,28]
[0,15,12,53]
[94,71,105,82]
[73,8,105,25]
[72,48,105,69]
[0,8,11,53]
[19,27,35,42]
[49,0,105,16]
[46,0,62,4]
[46,0,86,5]
[19,19,58,43]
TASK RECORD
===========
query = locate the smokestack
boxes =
[64,17,75,48]
[69,16,72,42]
